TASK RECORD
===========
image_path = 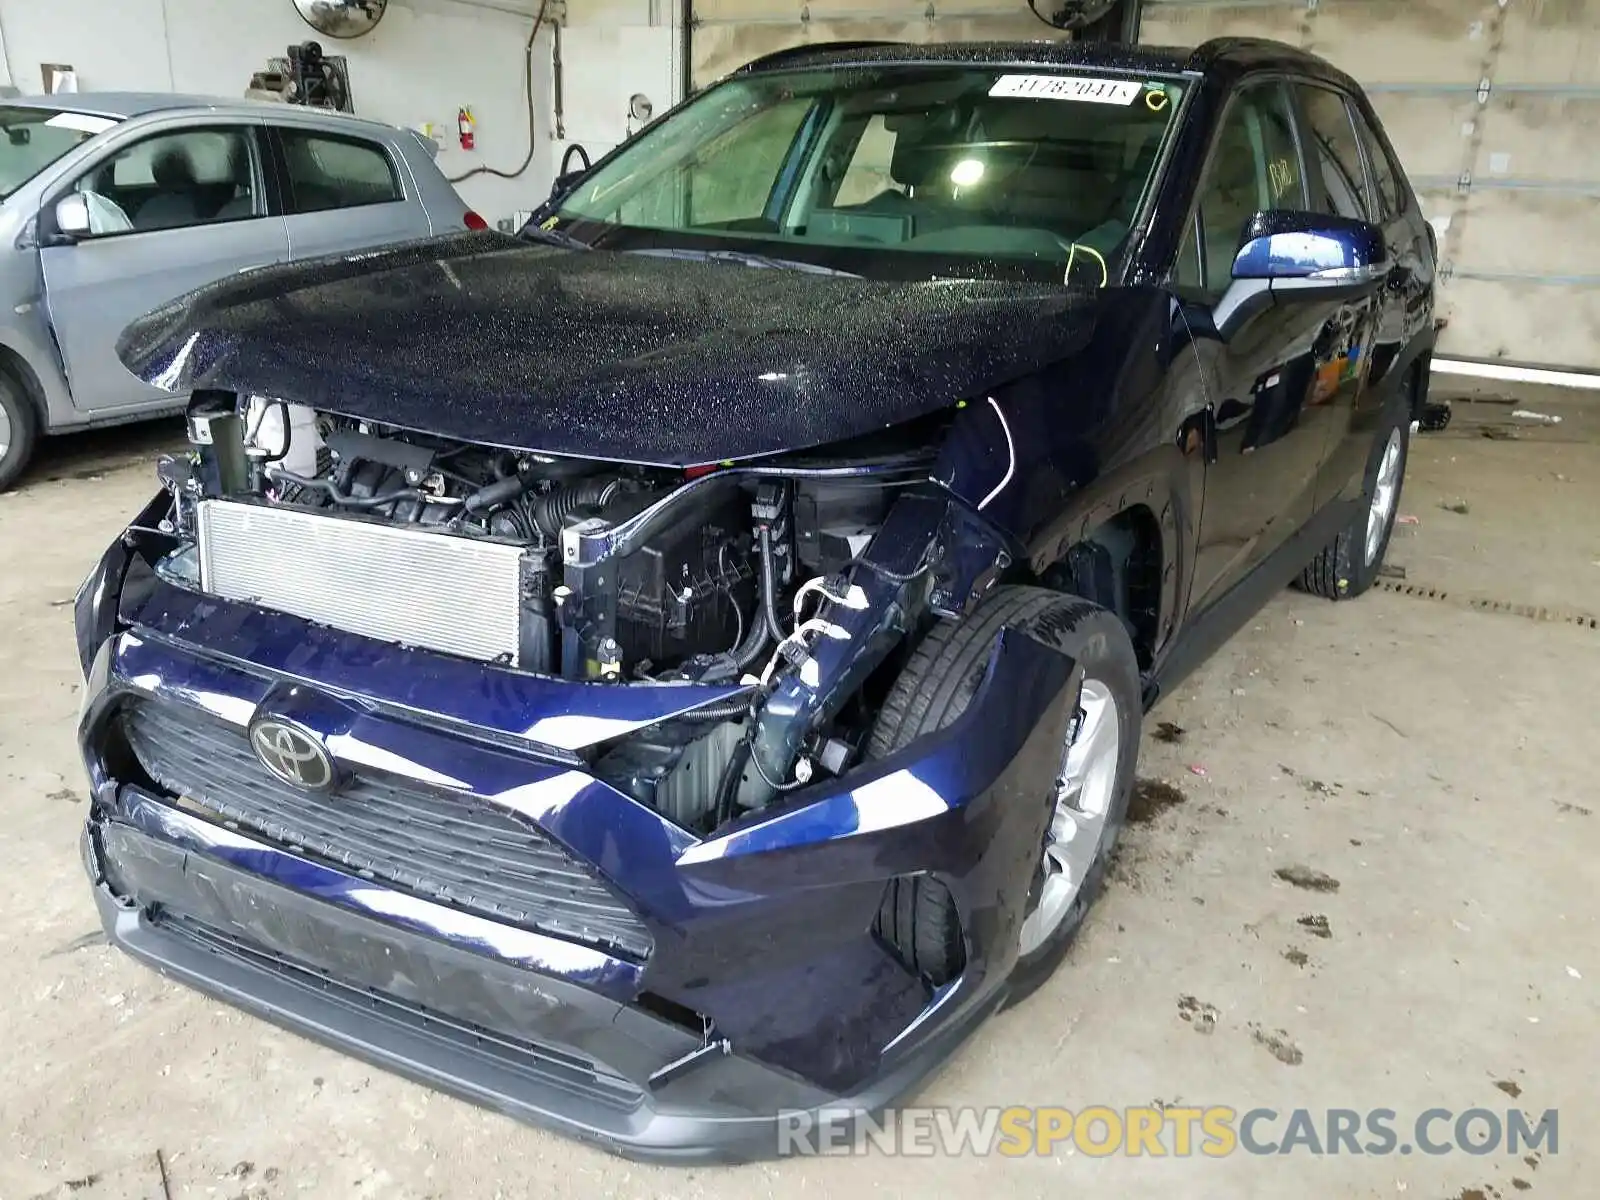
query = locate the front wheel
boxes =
[867,586,1142,1002]
[0,376,40,493]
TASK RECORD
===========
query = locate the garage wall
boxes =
[0,0,559,222]
[553,0,682,198]
[1141,0,1600,372]
[689,0,1051,89]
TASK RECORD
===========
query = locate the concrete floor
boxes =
[2,389,1596,1200]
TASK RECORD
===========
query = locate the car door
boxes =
[1175,80,1351,612]
[270,126,426,259]
[1291,83,1392,515]
[1314,92,1429,506]
[38,122,289,413]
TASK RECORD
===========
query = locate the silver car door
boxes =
[272,126,430,259]
[38,122,289,412]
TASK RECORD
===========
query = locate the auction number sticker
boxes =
[989,75,1142,105]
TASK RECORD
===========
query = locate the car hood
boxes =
[118,231,1107,467]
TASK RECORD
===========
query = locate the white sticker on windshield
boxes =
[45,112,117,135]
[989,75,1142,106]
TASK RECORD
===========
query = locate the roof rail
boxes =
[735,40,902,74]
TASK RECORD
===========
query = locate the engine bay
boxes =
[152,392,977,834]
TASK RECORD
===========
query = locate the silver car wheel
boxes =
[1365,428,1404,566]
[0,404,11,459]
[1017,678,1120,957]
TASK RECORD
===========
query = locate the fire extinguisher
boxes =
[457,107,475,151]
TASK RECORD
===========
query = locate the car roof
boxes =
[2,91,404,132]
[735,37,1347,83]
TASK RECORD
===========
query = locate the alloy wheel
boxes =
[1018,678,1121,957]
[1365,428,1404,565]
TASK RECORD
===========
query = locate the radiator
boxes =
[196,500,527,665]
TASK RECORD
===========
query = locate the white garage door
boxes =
[689,0,1053,90]
[1141,0,1600,371]
[687,0,1599,371]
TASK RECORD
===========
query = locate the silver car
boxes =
[0,94,479,489]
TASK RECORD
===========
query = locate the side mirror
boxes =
[54,193,91,238]
[549,168,586,202]
[1232,210,1388,290]
[550,142,593,204]
[1212,210,1389,339]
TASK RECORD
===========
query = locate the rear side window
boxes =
[1354,107,1404,220]
[277,129,401,213]
[1297,85,1371,221]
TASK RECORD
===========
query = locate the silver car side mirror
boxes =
[55,193,91,237]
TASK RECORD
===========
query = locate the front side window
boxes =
[72,126,258,234]
[1297,85,1371,221]
[0,105,119,199]
[550,66,1189,283]
[1175,81,1306,295]
[277,130,401,213]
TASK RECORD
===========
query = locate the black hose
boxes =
[702,529,779,681]
[531,477,621,536]
[447,0,550,184]
[560,142,591,177]
[675,699,750,722]
[464,473,530,514]
[759,526,787,643]
[253,401,292,465]
[843,553,933,584]
[266,467,465,511]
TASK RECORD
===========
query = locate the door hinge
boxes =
[1456,171,1474,194]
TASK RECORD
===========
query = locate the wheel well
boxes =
[0,344,49,423]
[1039,505,1163,671]
[1408,354,1431,419]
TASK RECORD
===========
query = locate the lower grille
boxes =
[156,912,646,1112]
[196,499,526,665]
[121,699,653,961]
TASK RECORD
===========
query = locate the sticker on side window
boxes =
[989,75,1142,106]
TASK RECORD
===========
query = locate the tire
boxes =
[1298,396,1411,601]
[868,586,1142,1002]
[0,376,40,493]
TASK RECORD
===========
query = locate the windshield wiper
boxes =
[627,246,858,277]
[518,223,591,250]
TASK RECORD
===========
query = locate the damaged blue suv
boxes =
[74,38,1434,1160]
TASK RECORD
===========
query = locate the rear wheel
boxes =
[0,376,39,492]
[1298,398,1410,601]
[868,586,1141,1001]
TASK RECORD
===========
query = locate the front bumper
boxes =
[86,814,1004,1161]
[78,569,1080,1160]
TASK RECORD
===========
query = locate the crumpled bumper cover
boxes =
[78,574,1081,1162]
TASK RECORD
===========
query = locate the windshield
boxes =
[0,105,119,199]
[549,65,1187,283]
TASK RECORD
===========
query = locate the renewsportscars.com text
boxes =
[777,1105,1560,1158]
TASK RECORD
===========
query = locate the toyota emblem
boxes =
[248,718,337,792]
